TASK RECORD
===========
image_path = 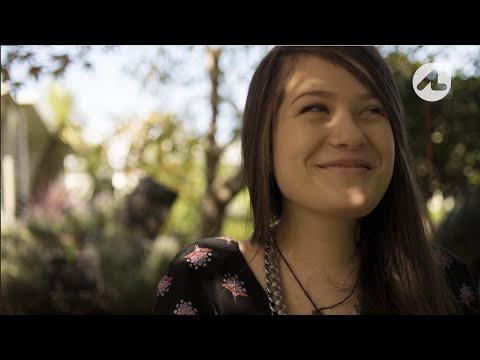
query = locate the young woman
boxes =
[152,46,479,315]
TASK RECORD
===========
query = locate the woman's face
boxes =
[273,55,395,219]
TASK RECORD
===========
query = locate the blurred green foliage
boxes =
[0,111,251,314]
[437,186,480,287]
[383,51,480,199]
[1,188,181,314]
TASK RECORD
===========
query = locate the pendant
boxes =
[312,309,322,315]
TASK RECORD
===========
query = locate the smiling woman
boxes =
[152,46,479,315]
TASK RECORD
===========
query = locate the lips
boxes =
[316,159,373,169]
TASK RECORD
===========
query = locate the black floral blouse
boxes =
[152,236,480,315]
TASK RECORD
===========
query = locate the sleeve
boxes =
[152,245,208,315]
[439,247,480,315]
[452,260,480,315]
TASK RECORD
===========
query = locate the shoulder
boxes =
[432,243,480,314]
[167,236,242,272]
[153,236,245,314]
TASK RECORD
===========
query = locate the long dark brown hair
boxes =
[241,46,460,314]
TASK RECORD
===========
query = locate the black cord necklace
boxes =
[275,244,359,315]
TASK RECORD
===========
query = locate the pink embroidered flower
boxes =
[434,248,451,269]
[459,284,476,305]
[184,245,212,269]
[222,273,248,302]
[156,276,172,297]
[174,300,198,315]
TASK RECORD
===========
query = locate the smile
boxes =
[315,158,374,175]
[315,165,371,174]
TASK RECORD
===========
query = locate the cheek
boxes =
[367,121,395,173]
[273,134,294,185]
[272,121,309,190]
[273,118,319,171]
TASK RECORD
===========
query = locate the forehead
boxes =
[283,55,373,101]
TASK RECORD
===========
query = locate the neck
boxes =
[275,203,360,286]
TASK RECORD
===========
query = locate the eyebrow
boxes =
[291,90,377,105]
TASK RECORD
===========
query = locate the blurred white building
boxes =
[1,89,67,226]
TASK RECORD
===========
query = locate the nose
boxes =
[327,108,367,149]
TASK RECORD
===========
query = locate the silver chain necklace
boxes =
[264,231,288,315]
[264,229,361,315]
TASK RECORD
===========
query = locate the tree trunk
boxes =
[198,47,245,239]
[199,168,246,238]
[199,188,225,238]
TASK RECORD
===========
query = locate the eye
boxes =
[363,107,385,116]
[300,103,330,114]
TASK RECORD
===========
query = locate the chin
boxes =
[329,199,380,219]
[339,207,376,219]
